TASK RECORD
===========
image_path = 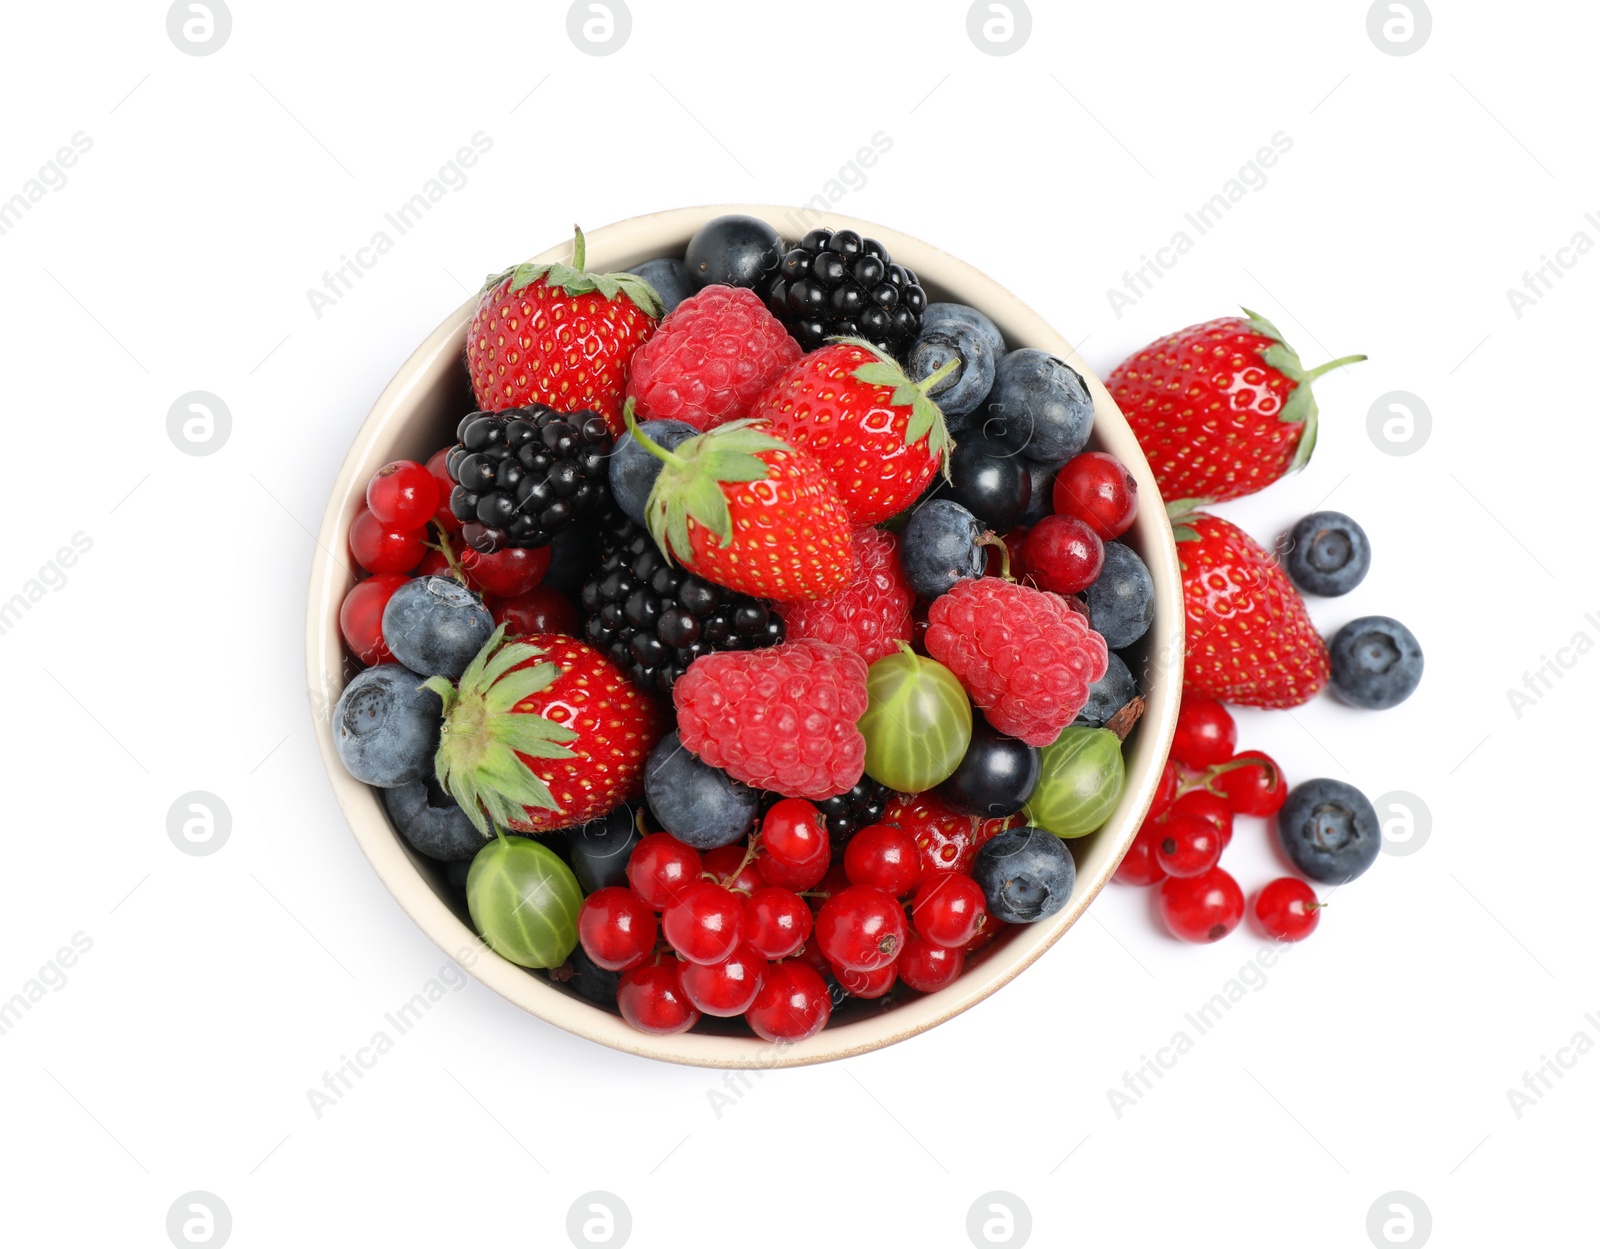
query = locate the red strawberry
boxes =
[1171,505,1329,708]
[627,405,853,602]
[466,227,662,434]
[427,627,666,833]
[749,339,955,526]
[1110,309,1365,504]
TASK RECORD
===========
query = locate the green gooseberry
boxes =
[858,643,972,793]
[466,834,581,969]
[1026,726,1126,838]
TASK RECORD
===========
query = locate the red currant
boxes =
[349,508,426,574]
[1152,811,1222,878]
[662,881,745,965]
[617,961,700,1035]
[1023,514,1105,595]
[758,844,830,892]
[910,873,987,948]
[897,932,965,992]
[425,447,462,534]
[414,549,454,579]
[833,959,897,999]
[792,935,831,975]
[490,585,580,637]
[843,823,922,897]
[1171,697,1237,769]
[963,918,1002,955]
[339,573,407,666]
[1252,878,1321,942]
[1151,759,1179,818]
[367,460,438,530]
[1114,813,1168,886]
[745,961,831,1042]
[815,884,906,972]
[679,943,766,1016]
[1213,751,1288,817]
[1169,789,1234,849]
[461,544,550,598]
[1158,867,1244,942]
[577,886,657,972]
[1052,451,1138,540]
[627,833,701,910]
[703,844,763,896]
[762,798,829,867]
[744,887,812,958]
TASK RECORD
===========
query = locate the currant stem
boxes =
[976,531,1012,581]
[1300,353,1368,383]
[428,521,465,581]
[1174,753,1279,799]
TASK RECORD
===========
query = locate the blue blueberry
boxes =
[907,319,995,420]
[898,498,986,601]
[333,664,442,788]
[983,349,1094,464]
[608,419,697,527]
[644,731,760,850]
[382,777,490,861]
[936,434,1031,531]
[1019,458,1064,527]
[1284,511,1371,597]
[971,826,1076,923]
[563,803,642,893]
[1082,542,1154,648]
[684,214,783,290]
[563,944,620,1008]
[382,576,495,680]
[1074,652,1136,728]
[627,257,696,314]
[922,301,1005,361]
[444,858,471,894]
[1276,779,1381,883]
[1329,616,1423,709]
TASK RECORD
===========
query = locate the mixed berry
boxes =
[329,214,1425,1041]
[329,214,1168,1041]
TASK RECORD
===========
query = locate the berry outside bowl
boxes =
[305,205,1184,1068]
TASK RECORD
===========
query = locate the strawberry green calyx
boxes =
[1239,307,1366,473]
[482,225,664,319]
[836,336,957,469]
[1165,498,1210,545]
[423,625,579,835]
[626,399,791,564]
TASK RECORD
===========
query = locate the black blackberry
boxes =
[818,777,891,845]
[767,228,927,358]
[579,519,784,695]
[446,406,612,554]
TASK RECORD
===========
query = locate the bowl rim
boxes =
[305,204,1183,1068]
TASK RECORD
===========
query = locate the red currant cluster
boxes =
[1115,696,1321,944]
[339,450,576,668]
[577,797,1006,1041]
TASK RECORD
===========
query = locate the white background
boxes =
[1,2,1594,1246]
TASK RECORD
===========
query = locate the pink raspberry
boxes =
[924,578,1109,747]
[776,528,914,665]
[624,285,802,431]
[673,639,869,800]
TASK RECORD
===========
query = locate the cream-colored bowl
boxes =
[306,205,1182,1068]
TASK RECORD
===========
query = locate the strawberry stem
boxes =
[571,225,586,273]
[622,399,691,470]
[915,356,960,396]
[1300,353,1368,383]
